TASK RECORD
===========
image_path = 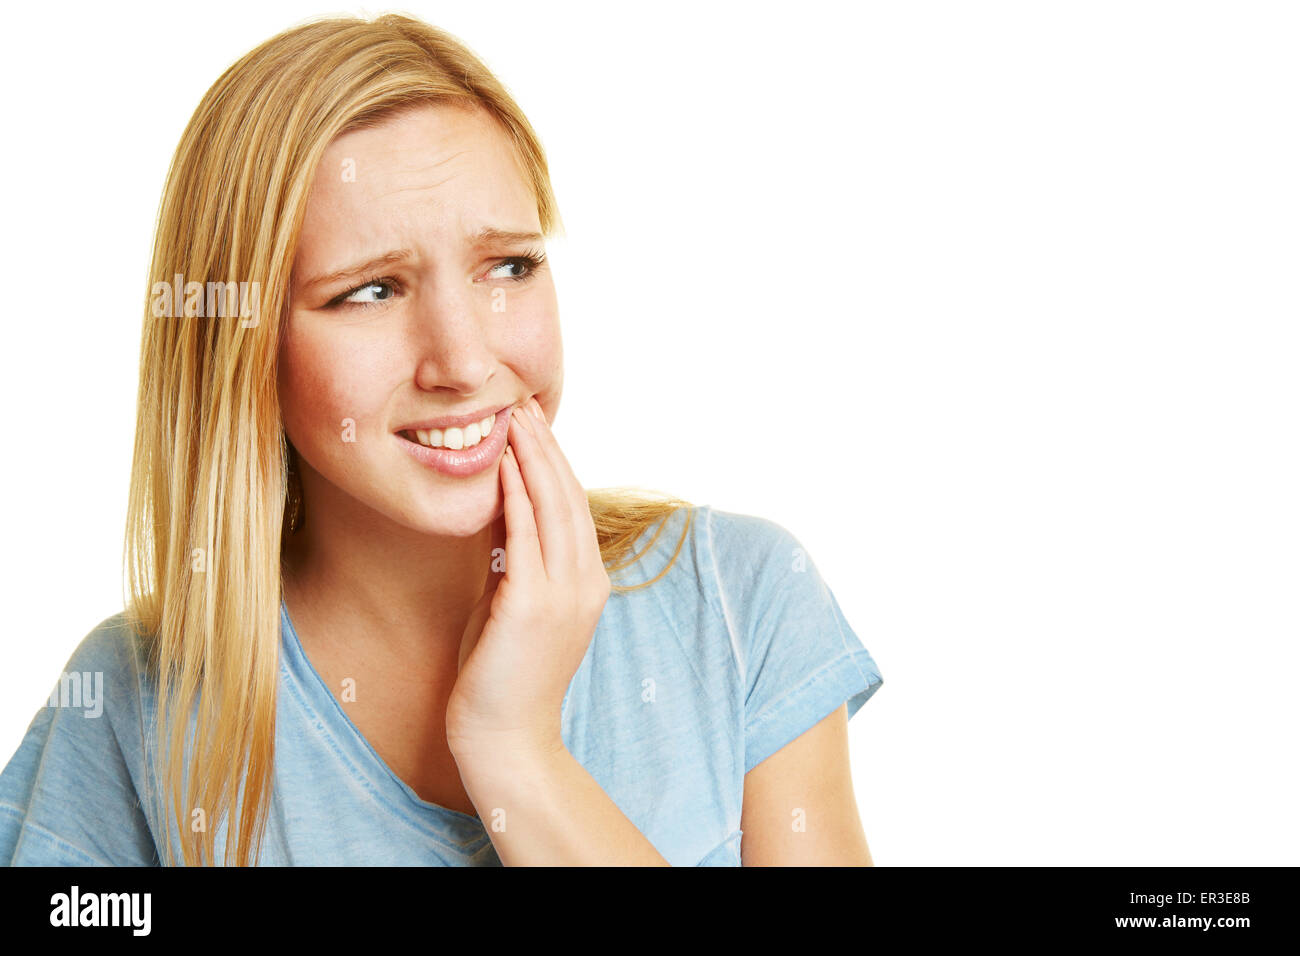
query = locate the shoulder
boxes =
[606,503,805,586]
[698,506,830,623]
[49,611,153,715]
[700,506,809,577]
[63,611,150,678]
[0,612,156,865]
[602,503,830,663]
[5,609,151,749]
[603,503,823,619]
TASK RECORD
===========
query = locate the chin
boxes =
[402,481,503,538]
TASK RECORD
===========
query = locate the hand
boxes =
[446,397,611,762]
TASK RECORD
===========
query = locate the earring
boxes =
[286,450,304,534]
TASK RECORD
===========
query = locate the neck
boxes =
[280,481,496,677]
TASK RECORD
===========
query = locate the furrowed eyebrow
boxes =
[300,249,415,290]
[469,226,545,246]
[299,228,544,291]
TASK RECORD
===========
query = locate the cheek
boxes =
[503,304,563,390]
[278,322,395,449]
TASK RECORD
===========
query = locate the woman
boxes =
[0,13,883,866]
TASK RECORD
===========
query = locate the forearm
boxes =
[455,745,671,866]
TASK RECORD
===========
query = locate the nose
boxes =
[411,291,494,394]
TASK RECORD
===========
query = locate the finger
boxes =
[524,399,602,570]
[482,513,507,594]
[457,591,492,672]
[499,444,544,583]
[460,517,506,672]
[509,405,575,576]
[525,398,591,513]
[524,399,585,499]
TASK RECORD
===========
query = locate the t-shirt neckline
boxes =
[277,599,492,846]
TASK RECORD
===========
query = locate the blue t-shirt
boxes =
[0,505,884,866]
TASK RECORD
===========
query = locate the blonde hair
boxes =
[124,13,691,867]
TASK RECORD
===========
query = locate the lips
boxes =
[401,411,498,450]
[394,403,514,478]
[395,403,510,433]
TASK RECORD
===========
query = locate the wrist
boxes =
[448,724,566,769]
[452,733,568,810]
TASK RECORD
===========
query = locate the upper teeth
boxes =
[409,414,495,449]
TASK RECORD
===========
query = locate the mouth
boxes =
[394,403,515,478]
[399,410,500,450]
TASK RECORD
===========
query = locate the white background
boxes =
[1,0,1296,865]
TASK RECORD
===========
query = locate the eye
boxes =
[329,277,400,309]
[484,251,547,283]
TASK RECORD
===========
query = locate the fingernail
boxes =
[513,406,533,432]
[528,397,544,421]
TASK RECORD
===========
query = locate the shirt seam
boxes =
[277,605,492,855]
[0,803,109,865]
[743,647,882,738]
[276,656,489,854]
[705,505,748,690]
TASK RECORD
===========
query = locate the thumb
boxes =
[487,511,507,577]
[457,515,509,673]
[457,587,493,673]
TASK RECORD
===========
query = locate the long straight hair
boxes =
[124,13,691,866]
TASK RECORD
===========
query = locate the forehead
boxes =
[299,103,539,251]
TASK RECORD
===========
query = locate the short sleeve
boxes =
[705,507,884,774]
[0,615,159,866]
